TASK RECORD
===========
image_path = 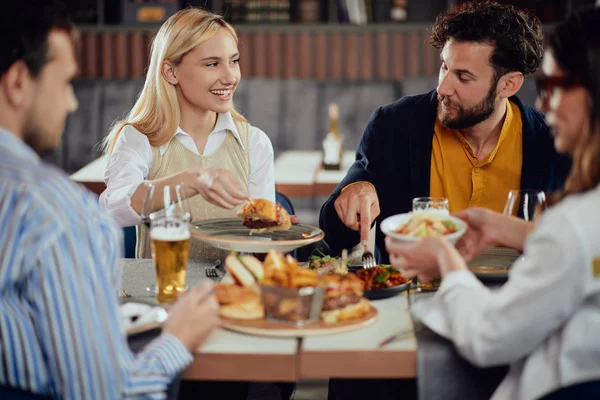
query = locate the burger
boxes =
[224,254,264,287]
[320,274,370,324]
[237,198,291,233]
[214,283,264,320]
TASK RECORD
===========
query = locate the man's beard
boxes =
[437,84,498,130]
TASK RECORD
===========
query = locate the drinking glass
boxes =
[141,183,192,300]
[502,189,546,264]
[412,196,449,291]
[502,190,547,221]
[412,197,450,216]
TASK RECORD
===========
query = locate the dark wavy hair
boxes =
[547,8,600,205]
[429,1,543,81]
[0,1,74,79]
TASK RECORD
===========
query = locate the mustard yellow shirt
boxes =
[430,100,523,213]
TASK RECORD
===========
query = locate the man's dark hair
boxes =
[429,0,543,80]
[0,1,74,78]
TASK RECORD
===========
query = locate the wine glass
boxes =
[502,189,546,263]
[412,196,450,291]
[502,190,547,221]
[140,183,192,294]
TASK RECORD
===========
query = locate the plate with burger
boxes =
[215,251,378,337]
[190,199,324,253]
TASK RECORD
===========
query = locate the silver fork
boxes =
[205,259,221,278]
[362,246,376,269]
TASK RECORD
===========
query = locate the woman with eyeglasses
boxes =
[386,8,600,400]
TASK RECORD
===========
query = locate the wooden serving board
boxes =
[221,306,378,337]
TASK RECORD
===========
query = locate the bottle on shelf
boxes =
[322,103,344,171]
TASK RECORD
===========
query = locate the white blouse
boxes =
[100,112,275,227]
[413,184,600,400]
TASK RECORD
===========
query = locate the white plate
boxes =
[190,218,325,253]
[120,302,168,336]
[380,212,467,245]
[468,247,520,281]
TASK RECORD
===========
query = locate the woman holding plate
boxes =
[100,8,275,261]
[386,8,600,400]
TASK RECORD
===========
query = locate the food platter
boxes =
[468,247,520,282]
[190,218,324,253]
[221,306,378,337]
[351,265,412,301]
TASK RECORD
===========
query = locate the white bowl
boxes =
[380,212,467,245]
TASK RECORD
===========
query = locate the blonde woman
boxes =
[100,8,275,260]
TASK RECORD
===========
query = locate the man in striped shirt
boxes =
[0,3,219,399]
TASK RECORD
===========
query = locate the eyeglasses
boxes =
[535,75,582,103]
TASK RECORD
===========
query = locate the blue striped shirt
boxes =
[0,128,193,399]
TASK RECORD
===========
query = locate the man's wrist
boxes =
[341,181,376,193]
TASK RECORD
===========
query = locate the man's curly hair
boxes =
[429,1,543,80]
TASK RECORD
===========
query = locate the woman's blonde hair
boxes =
[102,8,246,153]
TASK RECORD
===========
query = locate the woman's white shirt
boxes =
[412,184,600,400]
[100,112,275,227]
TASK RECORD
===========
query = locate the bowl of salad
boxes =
[380,212,467,245]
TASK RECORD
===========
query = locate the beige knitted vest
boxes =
[136,121,250,261]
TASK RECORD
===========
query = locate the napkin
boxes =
[410,293,453,339]
[119,302,168,333]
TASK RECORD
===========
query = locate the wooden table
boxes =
[70,150,355,197]
[274,150,355,197]
[300,295,416,379]
[188,294,416,381]
[122,258,416,381]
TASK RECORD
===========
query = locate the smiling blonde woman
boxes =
[100,8,275,260]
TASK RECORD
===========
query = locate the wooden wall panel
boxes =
[344,32,359,80]
[252,32,267,77]
[298,32,312,79]
[130,33,145,77]
[314,32,327,80]
[329,32,343,80]
[359,32,373,81]
[391,32,405,81]
[283,33,297,79]
[101,33,114,79]
[375,32,389,81]
[115,33,129,79]
[407,31,420,78]
[76,30,441,82]
[268,33,282,78]
[83,33,98,78]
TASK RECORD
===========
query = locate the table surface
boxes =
[122,258,416,382]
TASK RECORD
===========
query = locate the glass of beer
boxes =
[148,185,192,303]
[412,196,450,291]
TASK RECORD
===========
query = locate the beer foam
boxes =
[150,226,190,241]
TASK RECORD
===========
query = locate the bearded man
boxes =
[319,1,571,264]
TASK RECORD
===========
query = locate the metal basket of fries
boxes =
[260,251,326,327]
[260,285,325,327]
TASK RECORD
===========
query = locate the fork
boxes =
[205,259,221,278]
[361,243,376,269]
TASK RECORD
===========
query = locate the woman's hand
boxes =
[192,167,249,209]
[385,236,445,283]
[385,236,468,283]
[453,208,502,262]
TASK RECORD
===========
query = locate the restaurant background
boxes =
[49,0,595,224]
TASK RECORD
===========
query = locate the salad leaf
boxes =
[442,219,457,230]
[374,271,390,283]
[415,224,428,238]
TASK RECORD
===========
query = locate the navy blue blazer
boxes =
[319,90,571,264]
